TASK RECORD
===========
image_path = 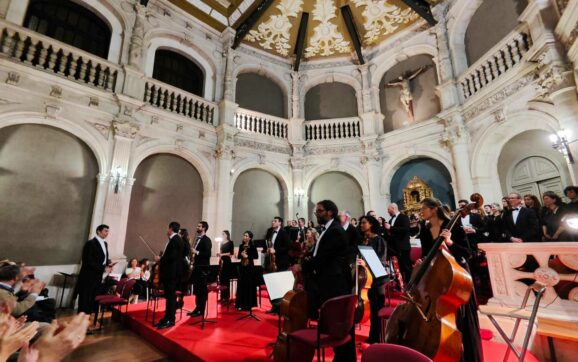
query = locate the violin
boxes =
[264,238,277,273]
[384,193,483,361]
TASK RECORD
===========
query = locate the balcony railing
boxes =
[305,117,361,141]
[234,108,288,139]
[459,25,531,101]
[0,20,119,92]
[144,79,216,125]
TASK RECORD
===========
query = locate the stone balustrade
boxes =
[304,117,361,141]
[0,20,119,92]
[479,242,578,322]
[234,107,288,139]
[144,79,217,125]
[459,25,532,101]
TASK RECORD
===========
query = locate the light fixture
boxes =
[565,216,578,230]
[550,129,575,164]
[294,188,305,207]
[111,166,127,194]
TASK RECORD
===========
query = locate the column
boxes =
[358,64,382,136]
[211,126,236,236]
[121,3,148,100]
[219,32,238,127]
[433,3,461,109]
[364,157,386,216]
[100,121,138,261]
[447,115,474,199]
[291,156,306,218]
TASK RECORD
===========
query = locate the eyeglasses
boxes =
[314,209,327,215]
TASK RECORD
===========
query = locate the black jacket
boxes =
[387,213,411,252]
[77,238,109,290]
[265,228,291,270]
[160,234,185,281]
[503,207,540,242]
[193,235,212,267]
[344,223,361,264]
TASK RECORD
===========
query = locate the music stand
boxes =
[357,246,389,281]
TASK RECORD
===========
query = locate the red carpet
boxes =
[122,295,540,361]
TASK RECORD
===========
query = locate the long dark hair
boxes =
[223,230,231,241]
[359,215,380,234]
[422,197,451,222]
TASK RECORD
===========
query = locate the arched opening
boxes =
[125,154,204,260]
[152,49,205,97]
[498,130,570,197]
[24,0,112,59]
[379,54,439,132]
[236,73,287,118]
[465,0,528,65]
[0,124,98,265]
[390,158,454,210]
[232,169,285,241]
[307,172,364,221]
[305,83,358,120]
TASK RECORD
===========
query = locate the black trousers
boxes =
[192,267,208,313]
[368,284,385,343]
[162,279,177,323]
[398,249,412,284]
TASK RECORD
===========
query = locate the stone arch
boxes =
[370,43,438,87]
[0,112,108,174]
[446,0,484,75]
[304,163,369,197]
[144,32,217,100]
[302,72,362,99]
[230,159,291,196]
[234,68,288,118]
[233,64,290,103]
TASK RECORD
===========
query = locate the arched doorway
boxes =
[0,124,99,265]
[232,169,285,241]
[125,154,204,260]
[307,172,364,221]
[510,157,565,197]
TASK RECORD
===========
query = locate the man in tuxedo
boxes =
[76,224,112,326]
[384,203,411,283]
[457,199,487,250]
[338,210,361,266]
[265,217,291,271]
[504,193,540,243]
[303,200,355,362]
[297,217,307,243]
[156,221,185,329]
[188,221,212,317]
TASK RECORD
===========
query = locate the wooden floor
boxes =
[58,310,170,362]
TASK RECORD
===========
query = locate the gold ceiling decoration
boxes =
[171,0,421,59]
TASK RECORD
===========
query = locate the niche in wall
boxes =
[390,158,454,210]
[379,54,439,132]
[152,49,205,96]
[307,172,364,221]
[125,154,203,260]
[305,83,358,120]
[465,0,528,65]
[232,169,284,241]
[0,124,98,265]
[236,73,286,118]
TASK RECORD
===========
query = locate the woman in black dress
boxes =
[541,191,566,241]
[219,230,235,301]
[235,231,258,311]
[417,198,483,362]
[358,215,387,345]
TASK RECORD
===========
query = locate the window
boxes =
[153,50,204,96]
[24,0,111,59]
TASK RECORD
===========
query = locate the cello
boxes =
[273,289,309,362]
[353,256,372,324]
[384,194,482,361]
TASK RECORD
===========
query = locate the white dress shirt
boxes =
[271,227,280,246]
[512,207,521,224]
[390,212,400,226]
[313,218,334,257]
[95,235,107,265]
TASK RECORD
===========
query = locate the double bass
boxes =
[384,194,482,361]
[273,289,309,362]
[353,256,371,325]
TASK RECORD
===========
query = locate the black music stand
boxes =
[237,306,261,321]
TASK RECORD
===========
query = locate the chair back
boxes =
[362,344,432,362]
[116,278,129,295]
[119,279,137,299]
[318,294,357,341]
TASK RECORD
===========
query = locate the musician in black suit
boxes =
[188,221,212,317]
[76,224,111,322]
[503,193,540,243]
[338,210,361,266]
[303,200,355,362]
[384,203,412,283]
[264,217,291,271]
[155,221,185,329]
[457,199,487,249]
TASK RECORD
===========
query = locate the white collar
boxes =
[342,222,350,230]
[169,232,177,239]
[324,219,334,229]
[96,235,106,243]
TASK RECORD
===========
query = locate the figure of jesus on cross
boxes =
[385,66,429,124]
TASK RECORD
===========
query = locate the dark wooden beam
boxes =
[401,0,437,26]
[293,12,309,71]
[340,5,364,65]
[232,0,275,49]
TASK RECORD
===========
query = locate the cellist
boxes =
[416,198,483,362]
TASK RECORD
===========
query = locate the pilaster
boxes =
[443,114,474,199]
[211,125,237,235]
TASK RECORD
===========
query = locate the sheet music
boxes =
[357,245,388,279]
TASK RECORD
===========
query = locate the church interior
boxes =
[0,0,577,361]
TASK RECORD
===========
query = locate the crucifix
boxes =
[385,66,429,124]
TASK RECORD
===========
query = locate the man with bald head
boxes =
[384,203,411,283]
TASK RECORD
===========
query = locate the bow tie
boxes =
[273,230,278,234]
[320,225,326,232]
[513,208,520,211]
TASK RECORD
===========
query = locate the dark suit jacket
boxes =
[160,234,185,282]
[304,219,351,306]
[266,228,291,269]
[388,213,411,252]
[503,207,540,242]
[76,238,109,298]
[344,223,361,264]
[193,235,212,267]
[462,212,487,247]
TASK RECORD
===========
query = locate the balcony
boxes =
[234,108,288,139]
[459,25,532,101]
[305,117,361,141]
[0,20,119,93]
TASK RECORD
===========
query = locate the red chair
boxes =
[96,278,137,327]
[377,306,396,343]
[362,343,432,362]
[288,294,357,362]
[93,278,129,326]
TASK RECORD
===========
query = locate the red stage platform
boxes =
[123,295,540,362]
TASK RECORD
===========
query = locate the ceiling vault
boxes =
[232,0,275,49]
[293,12,309,71]
[401,0,437,26]
[340,5,364,65]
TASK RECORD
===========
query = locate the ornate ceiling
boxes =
[171,0,422,60]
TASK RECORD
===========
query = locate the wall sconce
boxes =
[294,188,305,207]
[549,129,574,164]
[111,166,127,194]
